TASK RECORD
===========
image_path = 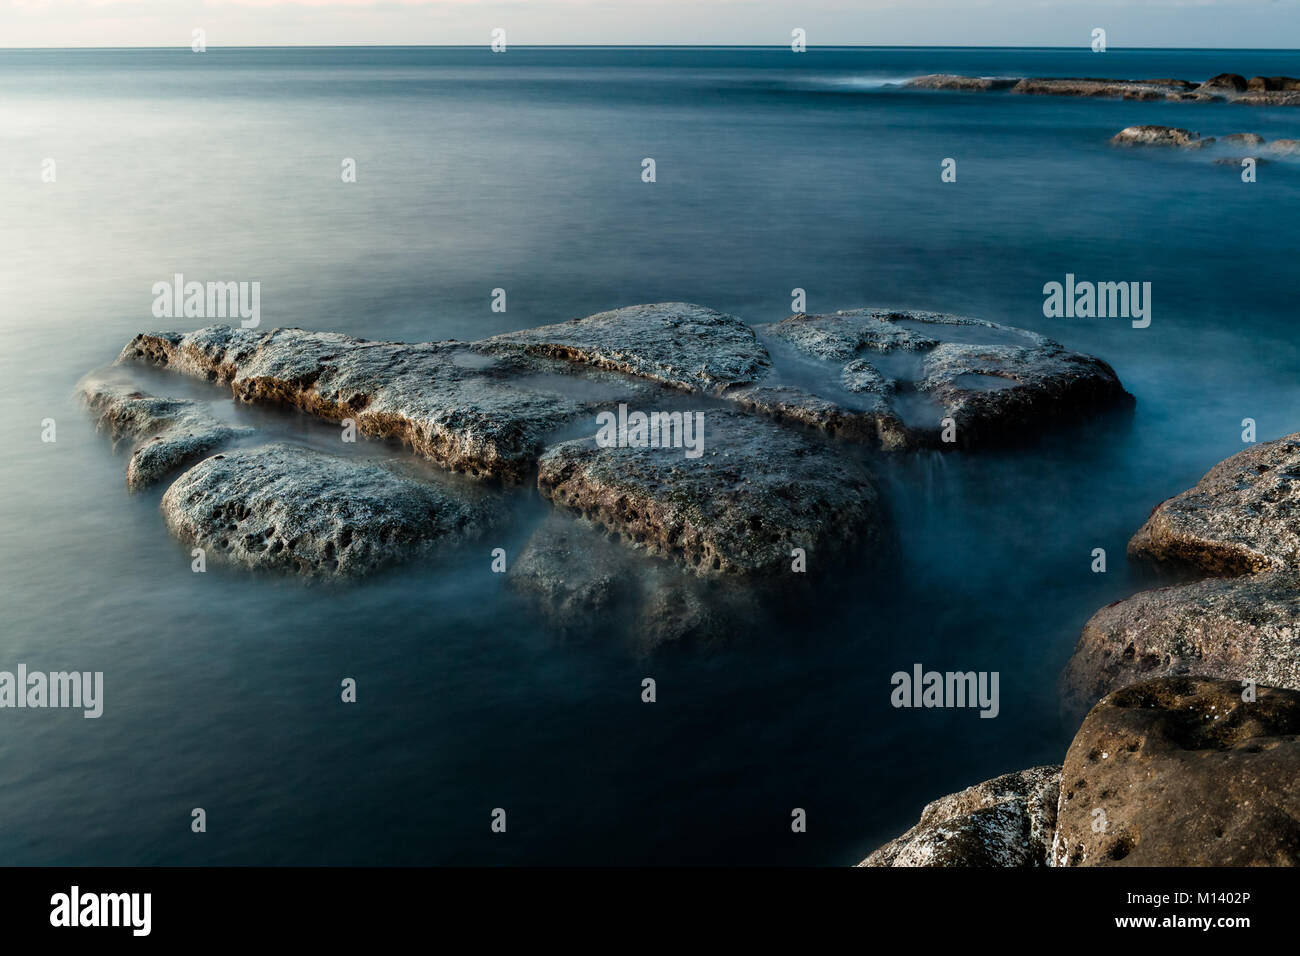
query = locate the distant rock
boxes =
[1061,573,1300,715]
[161,443,498,578]
[1247,75,1300,91]
[536,409,883,578]
[1198,73,1248,93]
[1129,432,1300,574]
[859,767,1061,867]
[757,310,1131,448]
[78,376,251,490]
[1221,132,1266,145]
[1235,90,1300,106]
[1269,138,1300,155]
[1012,77,1193,99]
[1053,677,1300,866]
[1109,125,1213,148]
[904,74,1018,91]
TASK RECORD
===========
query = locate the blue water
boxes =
[1,47,1299,865]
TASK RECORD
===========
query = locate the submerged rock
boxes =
[78,377,251,490]
[1129,433,1300,574]
[119,326,654,485]
[1269,138,1300,155]
[859,767,1061,867]
[1012,77,1196,99]
[1110,125,1213,148]
[1221,132,1266,146]
[1053,677,1300,866]
[1061,573,1300,715]
[904,74,1018,91]
[537,409,883,578]
[757,310,1131,448]
[161,443,498,578]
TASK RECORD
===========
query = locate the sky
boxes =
[2,0,1299,49]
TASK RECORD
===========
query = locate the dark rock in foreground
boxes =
[1061,573,1300,715]
[1199,73,1248,93]
[859,767,1061,867]
[162,443,498,578]
[537,410,883,578]
[757,310,1131,448]
[1053,677,1300,866]
[1129,433,1300,574]
[78,376,251,490]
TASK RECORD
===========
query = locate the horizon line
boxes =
[3,43,1300,51]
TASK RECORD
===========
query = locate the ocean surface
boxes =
[1,46,1298,865]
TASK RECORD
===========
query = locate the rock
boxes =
[1221,132,1266,145]
[1061,573,1300,715]
[161,443,498,578]
[1269,138,1300,155]
[1053,677,1300,866]
[507,512,743,644]
[757,310,1131,448]
[1235,89,1300,106]
[859,767,1061,867]
[1198,73,1248,93]
[536,409,883,578]
[904,74,1018,91]
[119,326,654,485]
[1109,125,1213,148]
[78,376,251,490]
[1247,75,1300,91]
[486,302,771,394]
[1213,156,1267,167]
[1012,77,1193,99]
[1129,433,1300,574]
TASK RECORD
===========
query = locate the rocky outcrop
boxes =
[1110,125,1213,148]
[1222,132,1266,146]
[1198,73,1248,93]
[119,325,654,485]
[1270,139,1300,155]
[756,310,1131,448]
[904,74,1018,91]
[537,410,883,578]
[78,376,251,490]
[1061,573,1300,714]
[1235,89,1300,106]
[1247,75,1300,91]
[1129,433,1300,575]
[161,443,499,578]
[1012,77,1193,100]
[859,767,1061,867]
[1053,677,1300,866]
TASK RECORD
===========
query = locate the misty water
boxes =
[2,47,1299,864]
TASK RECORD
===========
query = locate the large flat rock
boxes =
[1129,433,1300,574]
[78,376,251,490]
[859,767,1061,867]
[536,409,883,578]
[1053,677,1300,866]
[161,443,499,578]
[756,310,1131,448]
[119,326,655,485]
[1061,573,1300,715]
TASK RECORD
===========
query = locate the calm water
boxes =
[1,47,1299,865]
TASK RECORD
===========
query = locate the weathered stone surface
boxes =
[1053,677,1300,866]
[161,443,498,578]
[1062,573,1300,715]
[1247,75,1300,91]
[507,512,744,644]
[78,376,251,490]
[1235,89,1300,106]
[757,310,1130,448]
[859,767,1061,867]
[904,74,1018,91]
[1198,73,1248,93]
[536,409,883,578]
[1129,433,1300,574]
[486,302,771,394]
[1012,77,1195,99]
[1110,125,1213,148]
[119,326,651,484]
[1222,132,1266,146]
